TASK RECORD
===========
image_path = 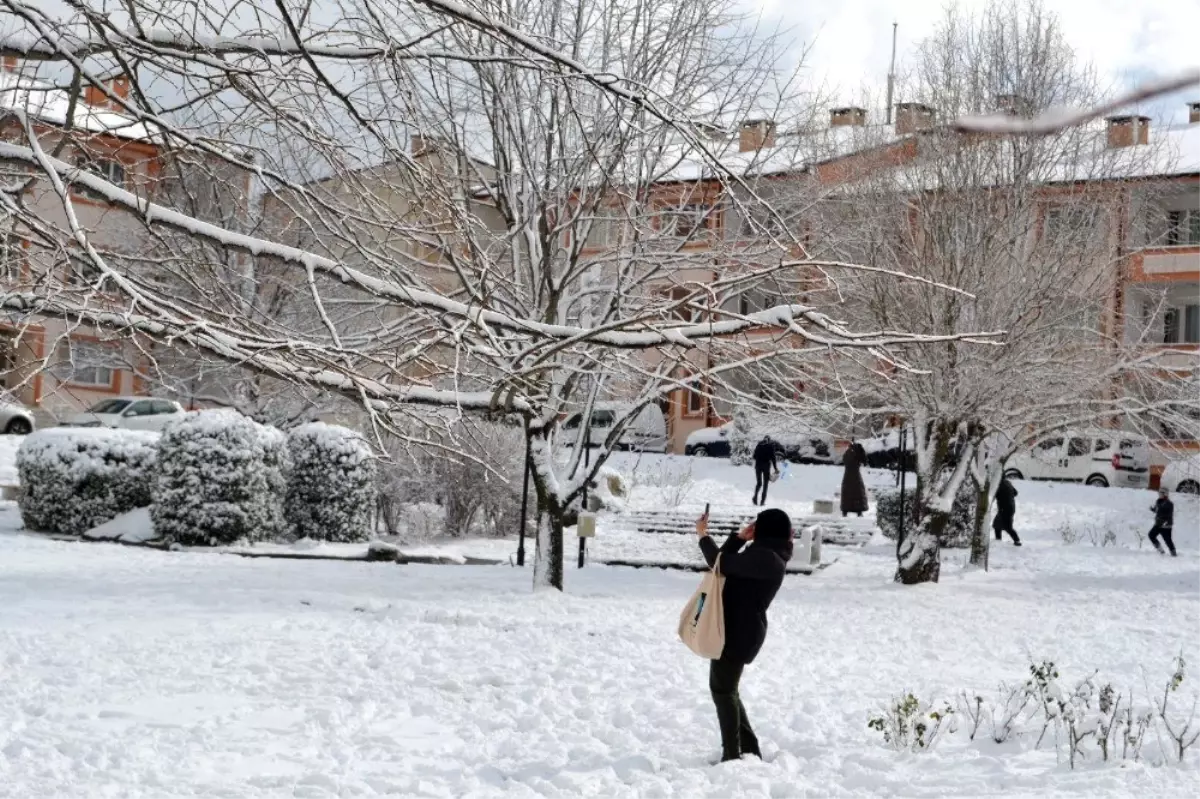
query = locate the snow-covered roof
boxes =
[0,70,157,141]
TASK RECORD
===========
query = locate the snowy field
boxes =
[2,451,1199,798]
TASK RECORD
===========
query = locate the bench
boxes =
[608,505,875,547]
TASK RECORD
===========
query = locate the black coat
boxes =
[995,478,1018,515]
[840,443,869,513]
[1153,497,1174,528]
[699,533,790,664]
[753,440,777,471]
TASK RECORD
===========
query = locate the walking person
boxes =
[751,436,779,506]
[992,476,1022,546]
[1149,487,1177,556]
[840,441,869,518]
[695,507,793,763]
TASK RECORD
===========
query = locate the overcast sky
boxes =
[750,0,1199,125]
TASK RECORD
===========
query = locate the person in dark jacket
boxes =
[992,477,1022,546]
[695,507,793,763]
[1149,488,1176,556]
[751,437,779,506]
[840,441,869,517]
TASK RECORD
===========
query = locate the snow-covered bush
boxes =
[259,425,291,540]
[151,409,274,546]
[17,428,158,535]
[876,482,975,548]
[867,693,956,752]
[286,422,376,543]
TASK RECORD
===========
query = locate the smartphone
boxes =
[704,502,710,518]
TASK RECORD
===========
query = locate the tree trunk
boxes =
[896,506,944,584]
[532,501,565,590]
[969,483,990,566]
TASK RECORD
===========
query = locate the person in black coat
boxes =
[1149,488,1176,556]
[696,507,793,763]
[992,477,1021,546]
[751,437,779,506]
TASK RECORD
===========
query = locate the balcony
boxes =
[1140,247,1200,278]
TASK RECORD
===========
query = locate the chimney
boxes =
[895,102,935,135]
[411,133,441,157]
[2,55,17,73]
[1105,115,1151,148]
[830,106,867,127]
[1189,102,1200,125]
[83,72,131,111]
[739,119,777,152]
[995,93,1028,116]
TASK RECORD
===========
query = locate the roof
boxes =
[0,70,156,141]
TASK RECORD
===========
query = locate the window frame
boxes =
[65,339,121,392]
[72,154,126,202]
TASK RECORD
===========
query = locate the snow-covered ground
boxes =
[1,452,1199,798]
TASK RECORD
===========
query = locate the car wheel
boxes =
[1177,480,1200,495]
[1003,468,1023,480]
[692,445,709,457]
[1086,474,1109,488]
[4,418,32,435]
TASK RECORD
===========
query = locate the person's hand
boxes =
[696,513,709,537]
[738,522,756,541]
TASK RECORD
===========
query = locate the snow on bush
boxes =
[259,424,291,540]
[286,422,376,543]
[876,482,975,548]
[151,409,274,546]
[16,428,159,535]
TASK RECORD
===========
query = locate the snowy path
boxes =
[2,500,1198,798]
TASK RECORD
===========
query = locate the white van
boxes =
[561,403,668,453]
[1004,431,1150,489]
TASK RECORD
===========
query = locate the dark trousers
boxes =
[1150,525,1177,556]
[753,466,771,505]
[709,658,760,761]
[993,513,1020,544]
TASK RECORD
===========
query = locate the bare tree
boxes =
[803,0,1199,582]
[0,0,1082,590]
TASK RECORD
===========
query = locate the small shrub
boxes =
[286,422,376,543]
[628,458,693,507]
[151,409,274,546]
[868,693,956,752]
[1057,521,1082,545]
[876,483,975,548]
[17,428,158,535]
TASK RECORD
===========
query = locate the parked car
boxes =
[0,400,35,435]
[685,423,835,464]
[860,426,918,470]
[560,403,668,453]
[1160,454,1200,495]
[1004,431,1150,489]
[62,397,186,432]
[684,422,734,457]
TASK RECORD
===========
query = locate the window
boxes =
[1043,204,1100,242]
[67,341,120,388]
[1162,304,1200,344]
[1035,437,1063,454]
[73,155,125,201]
[1067,438,1089,457]
[585,208,623,249]
[1166,210,1200,246]
[125,401,154,416]
[151,400,178,415]
[88,399,130,414]
[1093,439,1110,453]
[663,204,710,239]
[683,379,705,416]
[663,285,701,322]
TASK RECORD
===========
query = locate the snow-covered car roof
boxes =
[686,423,731,444]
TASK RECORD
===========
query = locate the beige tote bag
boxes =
[678,554,726,659]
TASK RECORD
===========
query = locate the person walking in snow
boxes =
[1149,487,1176,556]
[751,436,779,506]
[992,476,1022,546]
[695,507,793,763]
[839,441,869,517]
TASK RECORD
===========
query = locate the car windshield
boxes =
[87,399,131,414]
